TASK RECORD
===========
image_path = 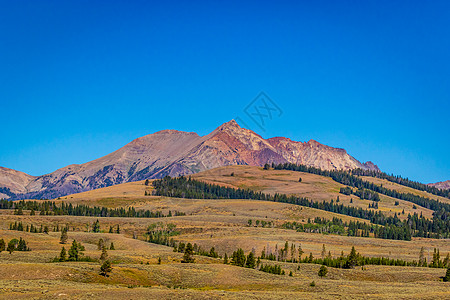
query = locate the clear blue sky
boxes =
[0,0,449,183]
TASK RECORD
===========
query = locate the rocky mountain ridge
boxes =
[0,120,379,200]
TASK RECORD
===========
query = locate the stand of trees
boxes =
[153,176,448,239]
[0,199,185,219]
[273,163,450,213]
[351,168,450,199]
[0,237,30,253]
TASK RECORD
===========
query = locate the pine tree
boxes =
[232,248,246,267]
[100,246,108,261]
[109,226,113,233]
[182,243,195,263]
[444,267,450,282]
[321,244,326,259]
[346,246,358,269]
[110,242,115,250]
[92,219,100,233]
[68,240,81,261]
[7,239,17,254]
[419,247,426,267]
[59,247,67,261]
[224,253,228,264]
[116,224,120,234]
[298,244,304,260]
[60,229,68,244]
[100,260,112,277]
[246,252,256,268]
[318,265,328,277]
[0,239,5,252]
[98,238,105,250]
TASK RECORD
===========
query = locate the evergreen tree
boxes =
[444,267,450,282]
[97,238,105,250]
[100,260,112,277]
[346,246,358,269]
[232,248,246,267]
[318,265,328,277]
[110,242,115,250]
[419,247,426,267]
[92,219,100,233]
[59,247,67,262]
[68,240,84,261]
[182,243,194,263]
[109,226,113,233]
[100,246,108,261]
[116,224,120,234]
[0,239,5,252]
[224,253,228,264]
[298,244,304,260]
[60,228,68,244]
[246,252,256,268]
[7,239,17,254]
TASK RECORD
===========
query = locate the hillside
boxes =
[1,165,450,298]
[0,120,378,200]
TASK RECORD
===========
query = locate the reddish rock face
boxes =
[0,120,379,200]
[428,180,450,190]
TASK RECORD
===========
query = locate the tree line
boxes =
[152,176,447,238]
[0,199,185,218]
[351,168,450,199]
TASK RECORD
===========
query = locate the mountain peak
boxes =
[0,120,378,200]
[216,119,240,130]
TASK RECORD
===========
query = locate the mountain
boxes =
[0,120,379,200]
[428,180,450,190]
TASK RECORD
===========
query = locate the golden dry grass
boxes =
[2,166,450,299]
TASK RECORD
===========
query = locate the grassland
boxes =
[1,166,449,299]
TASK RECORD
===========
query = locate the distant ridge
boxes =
[428,180,450,191]
[0,120,379,200]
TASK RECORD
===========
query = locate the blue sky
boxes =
[0,0,449,183]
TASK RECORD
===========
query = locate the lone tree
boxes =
[100,260,112,277]
[100,246,108,261]
[110,242,115,250]
[182,243,195,263]
[60,228,68,244]
[92,220,100,233]
[298,177,302,182]
[0,239,5,252]
[318,265,328,277]
[444,267,450,282]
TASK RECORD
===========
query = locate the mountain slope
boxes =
[0,120,378,200]
[428,180,450,190]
